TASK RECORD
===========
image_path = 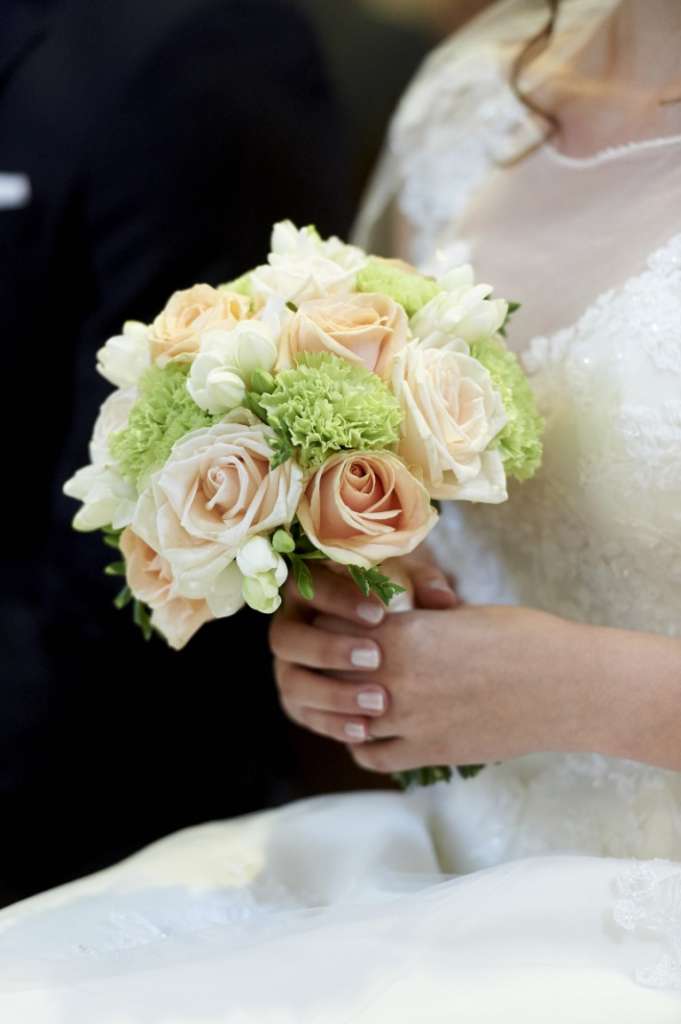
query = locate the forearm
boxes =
[566,618,681,770]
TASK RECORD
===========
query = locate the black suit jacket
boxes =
[0,0,350,904]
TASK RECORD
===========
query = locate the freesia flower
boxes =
[97,321,151,388]
[250,221,367,304]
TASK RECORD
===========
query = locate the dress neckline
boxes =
[542,131,681,169]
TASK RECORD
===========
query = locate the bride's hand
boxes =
[273,598,586,770]
[269,555,459,745]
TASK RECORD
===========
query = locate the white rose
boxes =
[96,321,151,388]
[392,342,508,503]
[250,221,367,304]
[89,387,137,465]
[411,266,508,348]
[63,463,137,531]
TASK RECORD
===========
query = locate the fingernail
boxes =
[389,591,413,612]
[351,647,380,670]
[357,602,384,625]
[426,579,453,593]
[345,722,367,741]
[358,690,385,712]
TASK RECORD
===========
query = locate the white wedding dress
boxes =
[3,1,681,1020]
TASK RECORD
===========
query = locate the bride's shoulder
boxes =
[354,0,544,253]
[387,0,543,148]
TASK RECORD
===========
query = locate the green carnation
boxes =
[470,337,543,482]
[110,363,218,488]
[356,258,440,317]
[259,353,402,470]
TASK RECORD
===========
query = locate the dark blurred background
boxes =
[0,0,489,907]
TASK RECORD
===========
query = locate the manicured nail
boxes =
[351,647,380,670]
[357,602,384,625]
[389,591,413,612]
[426,578,453,593]
[358,690,385,712]
[345,722,367,741]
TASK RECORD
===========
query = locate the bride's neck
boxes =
[587,0,681,98]
[540,0,681,155]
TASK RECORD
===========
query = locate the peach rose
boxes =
[120,527,214,650]
[134,412,303,600]
[297,450,437,569]
[279,293,408,379]
[392,342,507,503]
[149,285,250,366]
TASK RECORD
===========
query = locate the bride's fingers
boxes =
[275,661,389,719]
[283,700,375,745]
[270,617,382,672]
[349,737,407,774]
[283,565,386,628]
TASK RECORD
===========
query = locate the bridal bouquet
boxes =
[65,222,542,783]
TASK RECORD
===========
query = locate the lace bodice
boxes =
[356,0,681,639]
[435,233,681,639]
[355,0,681,990]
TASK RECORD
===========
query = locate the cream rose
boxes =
[392,342,508,503]
[149,285,250,366]
[134,413,303,599]
[297,450,437,569]
[279,293,408,379]
[412,266,508,348]
[250,221,367,304]
[120,527,215,650]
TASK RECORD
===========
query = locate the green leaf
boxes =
[392,766,453,789]
[101,525,123,550]
[244,391,268,422]
[113,585,133,610]
[393,764,484,789]
[269,430,295,469]
[250,369,276,396]
[289,555,315,601]
[133,599,154,641]
[104,560,126,577]
[272,529,296,555]
[456,763,485,779]
[348,565,406,607]
[499,299,521,338]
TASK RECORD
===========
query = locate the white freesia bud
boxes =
[63,464,136,531]
[237,537,288,614]
[411,266,508,348]
[96,320,151,388]
[188,320,279,414]
[242,571,283,615]
[187,353,246,414]
[237,537,288,583]
[201,320,279,377]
